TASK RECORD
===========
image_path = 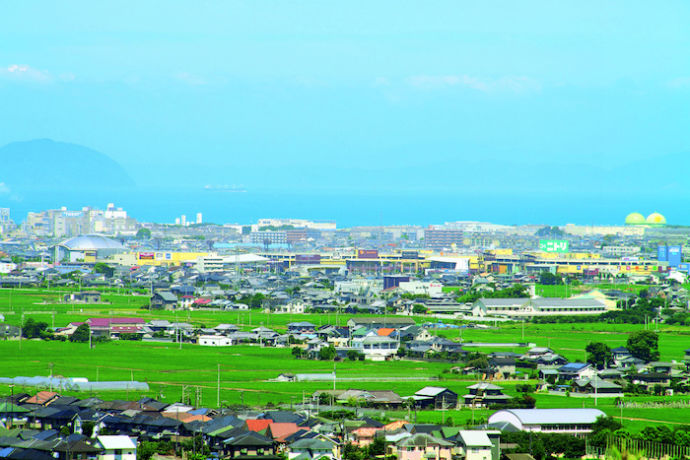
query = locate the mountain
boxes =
[0,139,134,193]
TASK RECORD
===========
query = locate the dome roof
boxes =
[625,212,646,225]
[646,212,667,225]
[59,235,125,250]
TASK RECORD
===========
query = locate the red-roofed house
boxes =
[266,422,305,442]
[377,328,395,337]
[26,391,60,406]
[246,419,273,432]
[87,317,144,337]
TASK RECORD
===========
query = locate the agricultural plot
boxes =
[2,288,690,431]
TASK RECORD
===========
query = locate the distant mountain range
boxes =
[0,139,134,194]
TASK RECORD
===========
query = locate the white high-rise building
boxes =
[196,213,203,224]
[181,215,187,226]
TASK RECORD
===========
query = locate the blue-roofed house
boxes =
[557,363,595,381]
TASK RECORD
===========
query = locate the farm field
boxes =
[2,288,690,432]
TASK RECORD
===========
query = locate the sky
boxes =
[1,1,690,224]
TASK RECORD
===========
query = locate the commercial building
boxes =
[54,235,127,263]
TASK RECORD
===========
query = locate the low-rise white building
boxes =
[398,280,443,297]
[198,335,233,346]
[96,435,137,460]
[351,336,399,361]
[488,408,605,435]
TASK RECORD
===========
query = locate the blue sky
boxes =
[1,1,690,197]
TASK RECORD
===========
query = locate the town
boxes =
[1,205,690,459]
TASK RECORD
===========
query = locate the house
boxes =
[150,291,178,310]
[223,431,276,458]
[87,318,145,338]
[350,336,399,361]
[557,363,595,381]
[611,346,632,365]
[288,436,339,460]
[392,433,454,460]
[414,387,458,409]
[347,317,416,330]
[64,291,102,303]
[95,435,137,460]
[572,377,623,396]
[287,322,317,334]
[456,430,496,460]
[487,409,606,435]
[198,335,233,346]
[463,383,512,407]
[489,357,516,378]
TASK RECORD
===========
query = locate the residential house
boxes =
[463,383,512,407]
[350,336,399,361]
[557,363,595,381]
[456,430,495,460]
[150,291,178,310]
[95,435,137,460]
[392,433,453,460]
[413,387,458,409]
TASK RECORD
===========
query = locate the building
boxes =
[198,335,233,346]
[424,228,465,250]
[488,409,606,435]
[393,434,453,460]
[463,383,512,407]
[25,204,137,237]
[473,298,607,318]
[54,235,127,263]
[413,386,458,409]
[150,291,179,310]
[95,435,137,460]
[251,231,288,246]
[456,431,496,460]
[350,336,399,361]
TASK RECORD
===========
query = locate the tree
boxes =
[346,350,364,361]
[22,318,48,339]
[626,330,660,362]
[585,342,613,369]
[318,345,337,361]
[412,304,428,314]
[93,262,114,278]
[539,271,563,285]
[291,346,303,358]
[367,436,386,457]
[136,228,152,239]
[70,324,91,343]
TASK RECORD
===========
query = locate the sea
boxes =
[1,186,682,228]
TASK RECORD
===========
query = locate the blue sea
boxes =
[2,186,683,227]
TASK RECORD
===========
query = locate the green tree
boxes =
[585,342,613,369]
[318,345,337,361]
[70,324,91,343]
[367,436,386,457]
[412,304,428,314]
[22,318,49,339]
[539,271,563,285]
[136,228,152,239]
[626,330,660,362]
[291,346,303,358]
[93,262,114,278]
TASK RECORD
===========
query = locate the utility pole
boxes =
[217,364,221,408]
